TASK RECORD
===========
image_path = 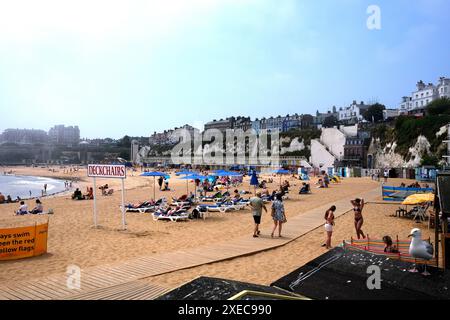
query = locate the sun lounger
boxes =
[198,202,243,213]
[153,210,189,222]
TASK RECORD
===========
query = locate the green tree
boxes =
[363,103,386,123]
[117,135,131,148]
[427,97,450,116]
[420,154,439,167]
[323,116,338,128]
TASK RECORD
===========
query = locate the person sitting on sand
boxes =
[382,236,399,253]
[6,195,13,203]
[316,179,325,188]
[0,192,5,204]
[29,199,44,214]
[85,187,94,200]
[16,201,28,215]
[323,174,330,188]
[72,188,84,200]
[162,179,170,191]
[299,183,311,194]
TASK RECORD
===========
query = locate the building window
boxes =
[421,101,424,106]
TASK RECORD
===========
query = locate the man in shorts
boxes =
[249,192,267,238]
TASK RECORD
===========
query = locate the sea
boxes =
[0,175,66,199]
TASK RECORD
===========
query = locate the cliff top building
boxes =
[399,76,450,113]
[48,125,80,146]
[0,129,49,145]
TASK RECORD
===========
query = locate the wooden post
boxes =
[121,178,126,231]
[93,177,98,228]
[435,202,440,268]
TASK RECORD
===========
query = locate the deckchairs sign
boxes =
[0,223,48,260]
[87,164,126,179]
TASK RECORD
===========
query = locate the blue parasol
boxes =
[140,171,168,200]
[272,169,290,186]
[179,174,207,198]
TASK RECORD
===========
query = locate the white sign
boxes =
[87,164,126,179]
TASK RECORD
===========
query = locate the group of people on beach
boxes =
[249,192,287,238]
[72,187,94,200]
[322,198,366,249]
[15,199,45,215]
[0,192,22,204]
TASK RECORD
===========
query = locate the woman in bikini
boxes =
[323,205,336,249]
[351,198,366,239]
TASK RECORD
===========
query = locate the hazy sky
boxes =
[0,0,449,139]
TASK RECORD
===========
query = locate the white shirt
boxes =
[19,204,28,213]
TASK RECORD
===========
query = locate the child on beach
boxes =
[382,236,399,253]
[351,198,366,239]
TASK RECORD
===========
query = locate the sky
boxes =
[0,0,449,139]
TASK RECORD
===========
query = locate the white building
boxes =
[338,101,370,123]
[383,109,400,121]
[438,77,450,99]
[399,76,450,113]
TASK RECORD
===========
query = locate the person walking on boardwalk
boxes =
[249,192,267,238]
[271,194,287,238]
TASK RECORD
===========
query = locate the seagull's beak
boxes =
[408,234,413,238]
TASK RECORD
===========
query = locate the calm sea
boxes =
[0,175,66,199]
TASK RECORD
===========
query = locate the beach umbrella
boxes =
[140,171,167,200]
[272,169,290,186]
[179,174,207,198]
[250,170,259,194]
[175,170,197,176]
[211,170,242,177]
[402,193,435,205]
[175,170,198,194]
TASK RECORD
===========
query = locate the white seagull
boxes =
[408,228,434,276]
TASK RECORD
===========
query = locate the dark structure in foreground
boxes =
[157,277,305,300]
[272,247,450,300]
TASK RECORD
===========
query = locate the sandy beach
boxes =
[0,166,434,291]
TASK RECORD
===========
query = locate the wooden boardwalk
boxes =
[0,187,380,300]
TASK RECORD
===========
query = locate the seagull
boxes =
[408,228,434,276]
